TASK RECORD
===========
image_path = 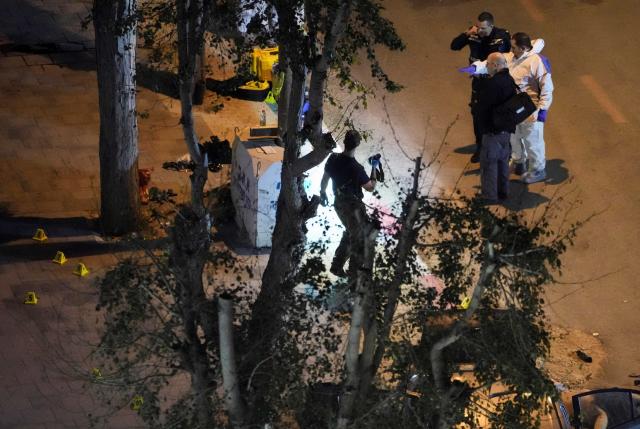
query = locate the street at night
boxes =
[1,0,638,427]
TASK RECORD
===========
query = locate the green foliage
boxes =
[357,193,579,428]
[334,0,405,92]
[91,257,185,427]
[91,186,580,428]
[90,0,580,426]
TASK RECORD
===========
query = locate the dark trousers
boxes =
[471,77,486,153]
[480,132,510,200]
[472,113,483,150]
[332,197,367,278]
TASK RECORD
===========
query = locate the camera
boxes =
[368,153,381,165]
[367,153,384,182]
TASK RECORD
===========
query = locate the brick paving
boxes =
[0,1,271,427]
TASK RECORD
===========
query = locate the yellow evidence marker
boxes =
[73,262,90,277]
[131,395,144,411]
[458,296,471,310]
[52,251,67,265]
[24,292,38,305]
[32,228,48,242]
[91,368,102,380]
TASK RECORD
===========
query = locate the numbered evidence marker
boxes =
[52,251,67,265]
[91,368,102,380]
[32,228,48,242]
[24,292,38,305]
[130,395,144,411]
[73,262,90,277]
[458,296,471,310]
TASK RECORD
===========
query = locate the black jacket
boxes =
[451,27,511,64]
[473,69,517,135]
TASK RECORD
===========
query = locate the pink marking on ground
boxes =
[369,200,400,235]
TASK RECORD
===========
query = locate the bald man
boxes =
[473,53,517,203]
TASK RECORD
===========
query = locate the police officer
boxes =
[451,11,511,163]
[319,130,377,278]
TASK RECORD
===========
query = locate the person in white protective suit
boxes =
[469,33,554,184]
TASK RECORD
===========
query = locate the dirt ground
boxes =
[545,325,606,391]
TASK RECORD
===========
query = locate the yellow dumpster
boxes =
[251,47,279,82]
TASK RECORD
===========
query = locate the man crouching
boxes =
[474,52,517,203]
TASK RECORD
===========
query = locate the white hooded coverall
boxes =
[474,40,554,173]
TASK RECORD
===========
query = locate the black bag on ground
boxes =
[492,89,536,130]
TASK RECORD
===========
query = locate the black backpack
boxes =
[492,83,536,130]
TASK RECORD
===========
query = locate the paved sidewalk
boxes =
[0,1,273,427]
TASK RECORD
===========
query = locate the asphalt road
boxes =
[327,0,640,387]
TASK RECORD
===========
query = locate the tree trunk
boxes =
[94,0,141,235]
[173,3,217,424]
[365,158,423,386]
[218,296,247,427]
[429,238,497,429]
[170,206,216,428]
[176,0,209,215]
[250,2,352,349]
[277,66,293,141]
[193,45,206,105]
[337,221,379,429]
[243,66,307,419]
[255,68,306,306]
[243,1,350,421]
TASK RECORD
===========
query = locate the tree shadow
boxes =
[136,63,249,100]
[135,63,179,99]
[3,0,249,101]
[1,0,96,70]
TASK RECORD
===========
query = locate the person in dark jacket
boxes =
[320,130,378,278]
[474,53,517,203]
[451,11,510,163]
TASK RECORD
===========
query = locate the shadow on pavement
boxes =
[212,221,270,257]
[3,0,248,101]
[454,143,476,155]
[545,159,569,185]
[464,166,480,175]
[1,0,95,69]
[136,63,179,99]
[0,215,99,244]
[0,214,168,262]
[136,63,248,100]
[502,180,550,211]
[0,41,96,71]
[0,236,169,263]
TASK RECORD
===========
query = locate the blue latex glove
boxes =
[458,65,476,74]
[537,109,548,122]
[371,159,381,169]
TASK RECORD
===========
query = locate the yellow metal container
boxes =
[251,47,279,82]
